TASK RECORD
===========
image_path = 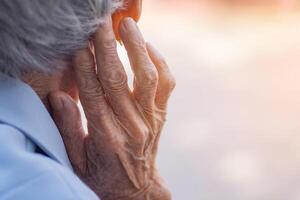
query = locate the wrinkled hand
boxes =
[49,17,175,200]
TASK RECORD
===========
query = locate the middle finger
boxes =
[119,18,158,112]
[93,16,147,136]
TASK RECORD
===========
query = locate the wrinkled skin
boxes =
[49,17,175,200]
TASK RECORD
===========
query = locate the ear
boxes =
[112,0,142,40]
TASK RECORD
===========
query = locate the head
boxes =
[0,0,124,76]
[0,0,143,107]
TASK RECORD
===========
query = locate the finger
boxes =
[146,43,176,110]
[146,44,176,156]
[112,0,143,40]
[94,17,128,95]
[49,91,86,173]
[119,17,158,111]
[73,47,111,119]
[94,16,142,125]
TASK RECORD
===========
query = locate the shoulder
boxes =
[0,123,99,200]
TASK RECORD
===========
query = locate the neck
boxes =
[22,69,78,111]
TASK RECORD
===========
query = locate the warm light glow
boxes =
[115,1,300,199]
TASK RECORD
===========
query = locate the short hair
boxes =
[0,0,123,77]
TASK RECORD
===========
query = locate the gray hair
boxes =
[0,0,123,77]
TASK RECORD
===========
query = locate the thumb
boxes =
[49,91,86,173]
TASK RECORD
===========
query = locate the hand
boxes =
[49,16,175,200]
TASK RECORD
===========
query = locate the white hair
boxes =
[0,0,123,77]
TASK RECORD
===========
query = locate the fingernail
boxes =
[49,94,64,110]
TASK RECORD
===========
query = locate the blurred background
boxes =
[117,0,300,200]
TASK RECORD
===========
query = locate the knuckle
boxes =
[103,54,119,68]
[103,66,128,91]
[137,134,147,147]
[165,75,176,91]
[102,38,117,53]
[100,39,119,62]
[76,61,95,73]
[74,49,94,67]
[137,126,150,145]
[82,83,104,99]
[133,39,147,52]
[157,57,168,68]
[78,73,97,90]
[130,123,150,146]
[144,68,159,87]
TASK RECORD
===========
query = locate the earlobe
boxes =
[112,0,142,41]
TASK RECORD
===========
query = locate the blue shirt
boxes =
[0,73,99,200]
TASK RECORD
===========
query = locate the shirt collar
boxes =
[0,73,73,171]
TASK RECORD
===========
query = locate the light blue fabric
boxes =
[0,73,99,200]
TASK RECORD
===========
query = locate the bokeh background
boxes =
[117,0,300,200]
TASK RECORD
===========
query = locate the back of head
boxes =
[0,0,122,77]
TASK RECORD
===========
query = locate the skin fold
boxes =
[49,17,175,200]
[22,3,175,199]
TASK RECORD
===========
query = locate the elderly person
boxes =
[0,0,175,199]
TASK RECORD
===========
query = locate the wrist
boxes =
[98,178,171,200]
[126,178,171,200]
[146,179,172,200]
